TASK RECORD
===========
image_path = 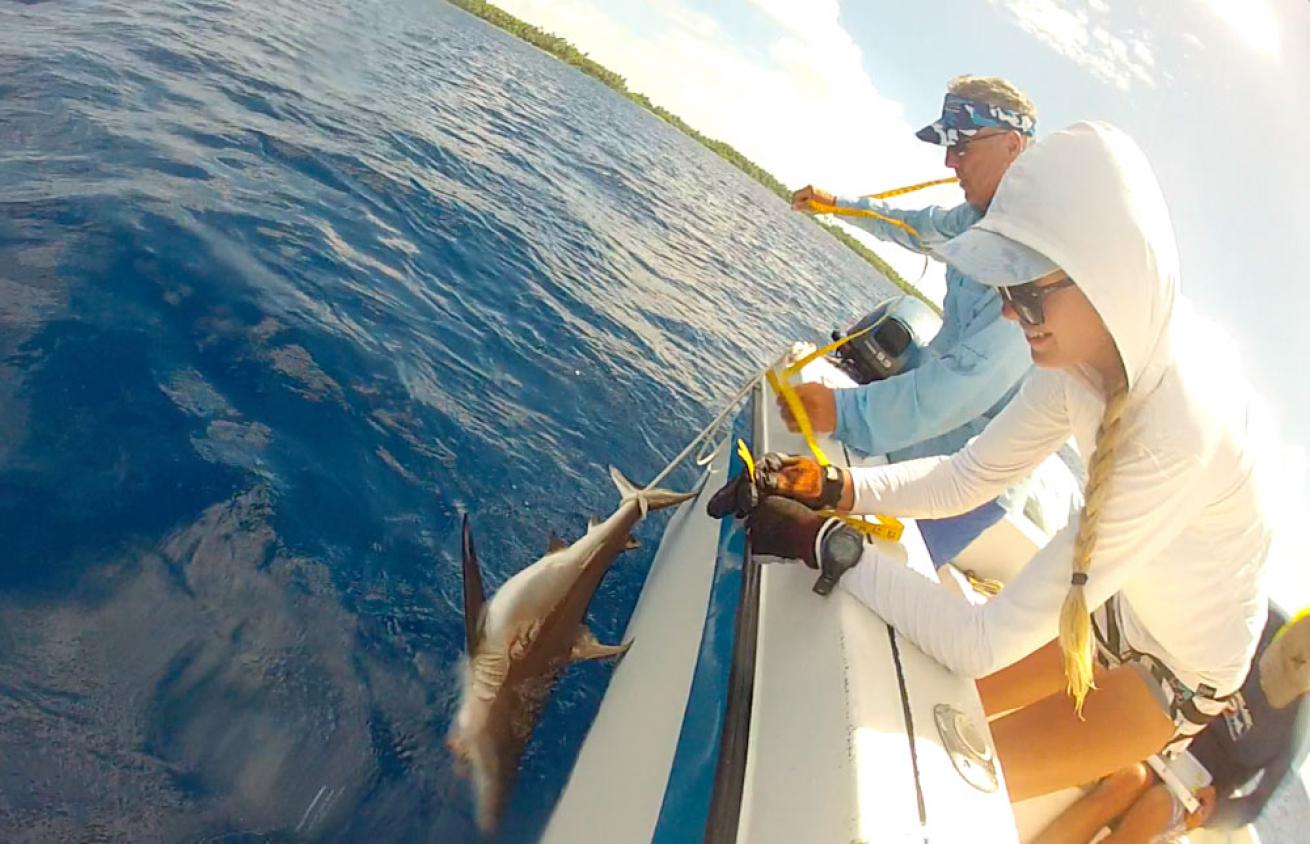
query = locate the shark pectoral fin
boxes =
[570,627,632,662]
[461,515,488,655]
[547,530,567,553]
[624,537,640,551]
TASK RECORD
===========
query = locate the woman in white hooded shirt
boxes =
[731,122,1273,800]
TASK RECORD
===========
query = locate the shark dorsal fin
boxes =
[547,530,567,553]
[461,514,488,654]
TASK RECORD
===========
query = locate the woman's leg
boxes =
[1102,783,1178,843]
[990,664,1175,802]
[977,639,1070,716]
[1032,763,1154,844]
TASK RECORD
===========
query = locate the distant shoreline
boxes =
[445,0,940,313]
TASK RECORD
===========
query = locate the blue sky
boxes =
[495,0,1309,602]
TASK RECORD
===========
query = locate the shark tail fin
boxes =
[609,466,697,519]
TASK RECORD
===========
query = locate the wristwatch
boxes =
[818,464,845,509]
[812,519,864,596]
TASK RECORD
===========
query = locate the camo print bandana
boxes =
[915,93,1036,146]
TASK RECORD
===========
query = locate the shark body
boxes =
[449,466,694,834]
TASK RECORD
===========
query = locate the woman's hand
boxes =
[705,453,852,521]
[746,495,828,568]
[757,453,850,510]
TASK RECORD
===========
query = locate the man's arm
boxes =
[790,185,979,254]
[834,197,981,254]
[1207,746,1293,829]
[831,302,1032,457]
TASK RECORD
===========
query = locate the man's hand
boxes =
[791,184,836,212]
[777,382,837,434]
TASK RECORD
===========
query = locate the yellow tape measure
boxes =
[861,176,960,200]
[824,511,905,544]
[759,335,905,545]
[799,176,961,243]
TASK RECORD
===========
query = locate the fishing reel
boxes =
[830,295,940,384]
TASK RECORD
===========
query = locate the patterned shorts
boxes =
[1092,596,1232,755]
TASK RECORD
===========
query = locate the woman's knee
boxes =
[1098,762,1153,803]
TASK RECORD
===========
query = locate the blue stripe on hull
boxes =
[650,414,750,843]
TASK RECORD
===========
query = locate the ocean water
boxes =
[0,1,894,840]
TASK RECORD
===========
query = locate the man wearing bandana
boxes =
[787,75,1040,566]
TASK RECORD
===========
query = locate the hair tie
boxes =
[1071,572,1088,586]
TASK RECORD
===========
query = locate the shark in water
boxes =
[448,466,695,834]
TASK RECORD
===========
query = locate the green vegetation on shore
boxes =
[445,0,940,313]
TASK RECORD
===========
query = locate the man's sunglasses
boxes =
[946,130,1010,158]
[999,277,1076,326]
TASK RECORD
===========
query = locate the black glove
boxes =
[746,496,828,569]
[706,469,759,519]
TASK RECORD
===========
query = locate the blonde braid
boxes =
[1060,386,1130,715]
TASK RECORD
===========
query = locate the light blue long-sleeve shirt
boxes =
[830,196,1032,462]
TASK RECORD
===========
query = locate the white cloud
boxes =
[993,0,1279,91]
[1195,0,1281,58]
[1265,443,1310,612]
[990,0,1157,90]
[493,0,959,301]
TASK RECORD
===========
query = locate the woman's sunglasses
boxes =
[999,277,1076,326]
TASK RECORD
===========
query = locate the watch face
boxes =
[824,526,864,566]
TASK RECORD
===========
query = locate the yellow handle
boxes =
[1273,605,1310,644]
[736,438,756,480]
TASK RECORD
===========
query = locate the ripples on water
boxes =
[0,0,896,840]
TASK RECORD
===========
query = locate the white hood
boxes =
[940,122,1180,394]
[847,123,1271,695]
